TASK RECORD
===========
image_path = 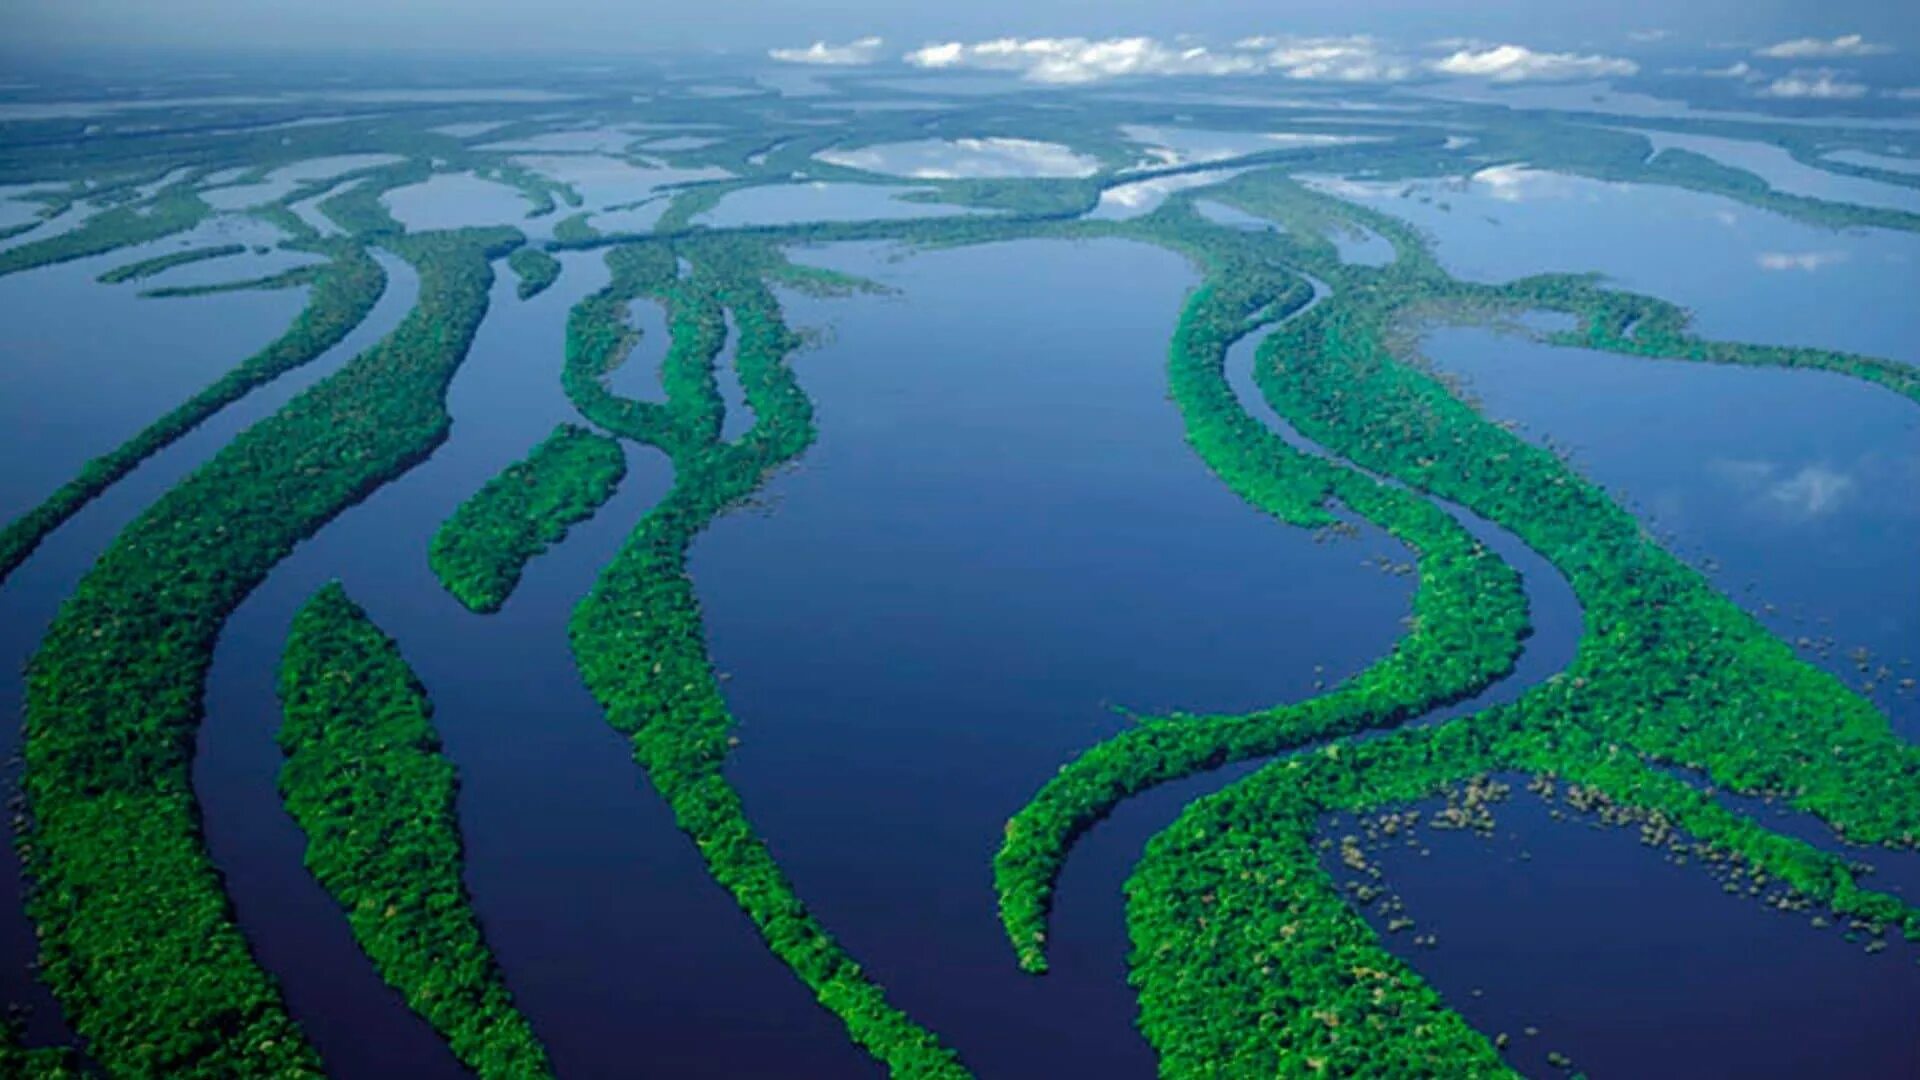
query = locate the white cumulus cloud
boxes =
[1429,44,1638,82]
[769,37,885,66]
[1760,69,1869,99]
[903,36,1260,84]
[1755,34,1890,59]
[901,35,1636,86]
[1253,35,1415,82]
[1666,61,1761,80]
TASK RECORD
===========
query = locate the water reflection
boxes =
[1089,167,1250,219]
[1120,124,1375,166]
[1635,129,1920,214]
[1307,169,1920,363]
[818,137,1098,179]
[697,181,976,227]
[1423,327,1919,736]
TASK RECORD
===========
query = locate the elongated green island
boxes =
[564,235,969,1076]
[278,582,551,1078]
[430,422,627,613]
[96,242,246,284]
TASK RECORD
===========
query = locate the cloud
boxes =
[902,35,1639,86]
[769,37,884,66]
[1429,44,1638,82]
[1756,250,1848,271]
[1255,35,1415,81]
[1666,61,1761,80]
[1470,164,1589,202]
[1711,459,1855,520]
[1768,465,1854,517]
[1759,69,1869,99]
[1887,87,1920,101]
[1755,34,1890,59]
[1627,29,1672,44]
[903,36,1261,83]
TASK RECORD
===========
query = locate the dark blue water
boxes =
[0,242,308,522]
[694,238,1428,1077]
[1335,785,1920,1079]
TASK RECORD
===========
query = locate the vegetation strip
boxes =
[140,264,324,298]
[0,242,385,587]
[1109,176,1920,1073]
[565,235,969,1076]
[429,422,627,613]
[0,189,209,278]
[277,582,553,1077]
[96,242,246,284]
[19,226,515,1077]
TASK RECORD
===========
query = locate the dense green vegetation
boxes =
[277,582,552,1078]
[0,189,210,278]
[506,245,561,299]
[564,236,967,1076]
[0,1009,81,1080]
[0,242,385,587]
[18,226,512,1076]
[1554,287,1920,406]
[429,422,627,613]
[1101,180,1920,1073]
[96,242,246,284]
[994,236,1530,973]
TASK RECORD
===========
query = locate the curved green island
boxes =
[1106,183,1920,1074]
[507,246,561,300]
[277,582,551,1078]
[96,242,246,284]
[430,422,626,614]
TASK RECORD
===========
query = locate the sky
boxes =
[3,0,1917,58]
